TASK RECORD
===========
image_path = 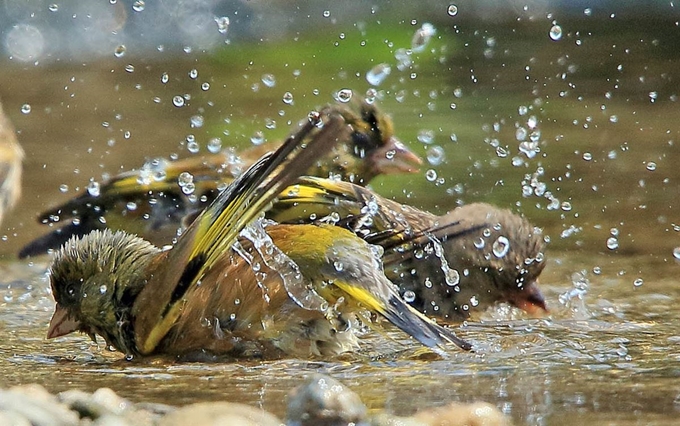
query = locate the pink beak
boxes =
[47,304,81,339]
[371,136,423,174]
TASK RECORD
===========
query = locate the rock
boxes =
[159,401,283,426]
[411,401,511,426]
[0,385,79,426]
[286,374,368,426]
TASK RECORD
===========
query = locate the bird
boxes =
[267,176,548,321]
[0,100,23,226]
[20,96,421,258]
[46,108,470,360]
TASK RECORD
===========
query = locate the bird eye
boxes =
[64,280,82,300]
[351,132,378,158]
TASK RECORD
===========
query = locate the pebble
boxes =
[0,375,510,426]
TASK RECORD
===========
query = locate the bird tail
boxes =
[334,281,471,351]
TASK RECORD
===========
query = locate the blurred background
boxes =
[1,1,680,424]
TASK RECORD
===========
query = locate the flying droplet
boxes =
[411,22,436,53]
[549,25,563,41]
[403,290,416,303]
[492,236,510,258]
[215,16,230,34]
[426,145,445,165]
[114,45,126,58]
[282,92,294,105]
[447,4,458,16]
[250,130,265,146]
[425,169,437,182]
[173,96,185,107]
[20,104,31,114]
[673,247,680,259]
[132,0,145,12]
[261,73,276,88]
[87,181,100,197]
[606,237,619,250]
[336,89,353,103]
[207,138,222,153]
[366,63,391,86]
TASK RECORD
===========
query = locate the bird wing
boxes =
[132,109,350,354]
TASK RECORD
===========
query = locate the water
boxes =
[0,14,679,425]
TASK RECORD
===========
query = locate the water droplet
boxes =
[261,73,276,88]
[492,236,510,258]
[633,278,644,287]
[125,64,135,73]
[333,261,344,272]
[48,4,58,12]
[173,96,185,107]
[646,161,657,171]
[207,138,222,153]
[366,63,391,86]
[444,269,460,286]
[188,69,198,79]
[282,92,294,105]
[187,140,199,154]
[190,115,204,128]
[606,237,619,250]
[411,22,436,53]
[215,16,230,34]
[114,45,126,58]
[336,88,353,103]
[417,129,434,144]
[673,247,680,259]
[447,4,458,16]
[126,202,137,211]
[132,0,145,12]
[201,82,210,91]
[178,172,195,195]
[425,169,437,182]
[250,130,265,146]
[87,181,100,197]
[99,285,107,294]
[20,104,31,114]
[403,290,416,303]
[59,184,68,193]
[549,25,563,41]
[426,145,445,165]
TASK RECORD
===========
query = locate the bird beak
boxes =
[507,281,548,316]
[371,136,422,174]
[47,304,81,339]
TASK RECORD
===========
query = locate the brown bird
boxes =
[268,177,548,321]
[0,100,23,225]
[46,109,469,359]
[20,96,420,258]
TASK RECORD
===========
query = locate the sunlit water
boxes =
[0,10,679,425]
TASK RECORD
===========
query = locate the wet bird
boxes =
[46,109,469,359]
[0,100,23,225]
[268,177,548,320]
[20,97,420,258]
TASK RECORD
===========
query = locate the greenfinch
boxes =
[0,100,23,225]
[46,109,469,359]
[268,177,548,320]
[20,97,420,258]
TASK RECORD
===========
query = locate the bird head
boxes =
[47,229,160,354]
[329,98,422,184]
